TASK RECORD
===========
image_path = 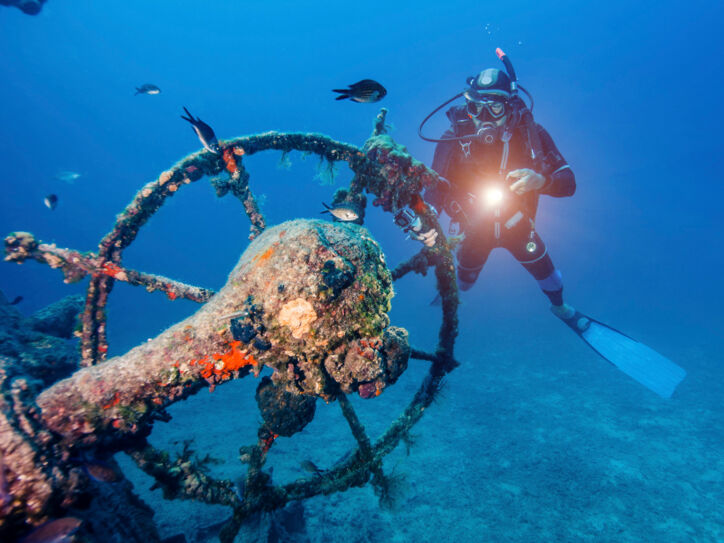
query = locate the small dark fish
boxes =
[332,79,387,103]
[135,83,161,95]
[300,460,325,475]
[234,476,246,501]
[331,447,357,469]
[83,460,121,483]
[180,107,220,154]
[10,296,23,305]
[19,517,82,543]
[320,202,359,222]
[44,194,58,210]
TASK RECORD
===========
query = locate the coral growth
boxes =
[3,232,214,304]
[324,327,410,398]
[35,219,408,452]
[277,298,317,339]
[189,340,257,390]
[1,113,462,542]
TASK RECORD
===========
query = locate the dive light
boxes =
[483,186,504,207]
[475,176,508,210]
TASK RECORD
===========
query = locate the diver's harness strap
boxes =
[459,141,471,159]
[493,129,513,241]
[446,100,545,236]
[499,127,512,172]
[419,49,548,243]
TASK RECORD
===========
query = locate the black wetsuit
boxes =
[424,105,576,304]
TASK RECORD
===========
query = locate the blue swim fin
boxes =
[557,310,686,399]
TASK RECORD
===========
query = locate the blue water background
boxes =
[1,1,723,541]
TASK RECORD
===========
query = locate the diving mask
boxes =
[462,92,509,144]
[465,96,507,119]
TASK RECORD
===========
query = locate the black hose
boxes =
[417,91,474,143]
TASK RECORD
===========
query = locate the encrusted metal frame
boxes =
[4,110,462,541]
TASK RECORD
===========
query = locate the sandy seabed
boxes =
[118,318,724,543]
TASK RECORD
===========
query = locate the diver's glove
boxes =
[393,208,438,247]
[410,228,438,247]
[507,168,546,195]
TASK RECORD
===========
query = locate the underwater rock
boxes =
[26,295,83,339]
[255,376,316,437]
[0,292,80,388]
[36,219,408,448]
[0,0,47,15]
[0,289,22,329]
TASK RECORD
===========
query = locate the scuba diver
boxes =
[422,51,574,315]
[406,48,686,398]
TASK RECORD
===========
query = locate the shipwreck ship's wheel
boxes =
[6,110,462,542]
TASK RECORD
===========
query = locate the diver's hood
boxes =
[464,68,512,101]
[418,48,534,144]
